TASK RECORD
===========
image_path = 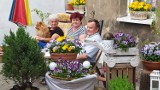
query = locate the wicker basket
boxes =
[130,11,148,20]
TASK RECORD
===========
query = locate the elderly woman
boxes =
[36,14,64,48]
[67,12,87,41]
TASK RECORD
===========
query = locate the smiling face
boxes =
[71,18,81,28]
[86,22,98,36]
[49,19,59,28]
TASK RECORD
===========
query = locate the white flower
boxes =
[49,62,57,70]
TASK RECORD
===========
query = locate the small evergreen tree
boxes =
[1,27,47,85]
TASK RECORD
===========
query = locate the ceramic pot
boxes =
[50,53,77,61]
[73,5,79,11]
[142,60,160,71]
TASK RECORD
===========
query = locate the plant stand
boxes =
[45,72,97,90]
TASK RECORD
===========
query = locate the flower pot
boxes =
[67,4,74,10]
[142,60,160,71]
[78,5,85,12]
[130,11,148,20]
[50,53,77,61]
[73,5,79,11]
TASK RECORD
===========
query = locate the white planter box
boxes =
[104,47,139,67]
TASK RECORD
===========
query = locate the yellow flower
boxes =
[62,44,68,51]
[52,48,57,53]
[69,0,85,5]
[68,46,73,52]
[57,36,65,42]
[129,1,152,11]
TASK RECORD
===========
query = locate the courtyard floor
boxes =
[0,63,140,90]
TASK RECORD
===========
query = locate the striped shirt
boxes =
[67,25,87,40]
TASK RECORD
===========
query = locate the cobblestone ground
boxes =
[0,63,140,90]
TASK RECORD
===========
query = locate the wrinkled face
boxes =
[49,19,58,28]
[87,22,98,36]
[71,18,81,28]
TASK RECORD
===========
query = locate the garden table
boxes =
[45,72,98,90]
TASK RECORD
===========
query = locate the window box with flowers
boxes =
[128,1,152,20]
[113,32,136,52]
[69,0,86,12]
[140,42,160,71]
[49,36,82,61]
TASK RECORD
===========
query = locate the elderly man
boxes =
[77,19,102,62]
[77,19,106,82]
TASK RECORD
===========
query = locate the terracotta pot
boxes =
[142,60,160,71]
[50,53,77,61]
[67,4,74,10]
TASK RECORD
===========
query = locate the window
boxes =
[117,0,155,25]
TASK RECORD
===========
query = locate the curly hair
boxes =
[70,12,83,21]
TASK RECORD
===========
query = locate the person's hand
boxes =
[35,36,44,41]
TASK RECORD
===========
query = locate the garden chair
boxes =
[93,50,106,88]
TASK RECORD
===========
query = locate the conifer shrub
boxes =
[1,27,47,85]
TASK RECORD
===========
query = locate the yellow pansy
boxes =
[57,36,65,42]
[62,44,68,51]
[68,46,73,52]
[129,1,152,11]
[52,48,57,52]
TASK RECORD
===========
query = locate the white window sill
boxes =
[117,16,153,25]
[65,10,85,15]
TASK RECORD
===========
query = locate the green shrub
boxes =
[1,27,47,85]
[109,76,134,90]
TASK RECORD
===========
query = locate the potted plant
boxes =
[49,36,82,61]
[109,76,134,90]
[1,27,47,89]
[69,0,86,11]
[128,1,152,20]
[46,59,96,89]
[114,32,136,52]
[48,59,93,80]
[140,42,160,71]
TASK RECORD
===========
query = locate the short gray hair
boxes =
[48,14,59,23]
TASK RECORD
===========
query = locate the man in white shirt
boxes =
[77,19,102,62]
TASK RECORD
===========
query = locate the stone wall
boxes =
[85,0,160,46]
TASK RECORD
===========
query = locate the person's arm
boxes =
[79,34,87,42]
[76,53,88,60]
[36,33,60,42]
